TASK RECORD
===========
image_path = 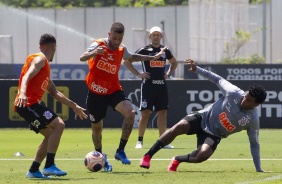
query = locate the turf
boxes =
[0,128,281,184]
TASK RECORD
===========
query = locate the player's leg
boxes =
[91,121,103,150]
[42,116,67,176]
[15,104,57,178]
[168,132,221,172]
[156,110,174,149]
[155,85,173,148]
[156,110,167,136]
[136,83,153,148]
[140,118,189,169]
[86,91,112,171]
[26,136,49,178]
[90,120,112,171]
[135,109,151,148]
[114,99,135,164]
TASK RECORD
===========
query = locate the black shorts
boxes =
[86,90,129,123]
[139,83,168,112]
[183,112,221,152]
[15,103,58,134]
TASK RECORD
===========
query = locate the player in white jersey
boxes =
[139,59,267,172]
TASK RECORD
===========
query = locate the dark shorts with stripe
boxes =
[86,90,129,123]
[15,103,58,134]
[183,112,221,152]
[139,83,168,112]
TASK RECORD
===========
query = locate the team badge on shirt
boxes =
[43,111,53,120]
[238,114,252,126]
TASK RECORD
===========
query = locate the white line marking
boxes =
[1,158,282,161]
[236,175,282,184]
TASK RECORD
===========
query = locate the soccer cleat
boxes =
[115,150,131,165]
[135,141,143,149]
[26,170,51,178]
[139,155,151,169]
[167,157,181,172]
[103,153,113,172]
[164,144,174,149]
[42,164,67,176]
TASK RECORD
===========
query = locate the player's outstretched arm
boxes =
[126,46,168,62]
[47,80,88,120]
[123,60,150,79]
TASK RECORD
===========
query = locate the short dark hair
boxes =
[248,84,267,104]
[39,34,56,45]
[110,22,125,34]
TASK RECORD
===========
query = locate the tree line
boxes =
[0,0,267,8]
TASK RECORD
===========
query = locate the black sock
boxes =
[117,139,128,151]
[44,153,55,168]
[175,154,190,162]
[29,161,40,173]
[95,147,102,153]
[138,136,143,142]
[145,140,164,158]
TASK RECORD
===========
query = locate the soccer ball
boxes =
[84,151,105,172]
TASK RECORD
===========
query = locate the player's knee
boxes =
[56,117,65,130]
[124,110,135,124]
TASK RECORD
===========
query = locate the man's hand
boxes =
[137,72,150,80]
[185,59,197,72]
[72,105,88,120]
[94,45,107,56]
[14,93,28,107]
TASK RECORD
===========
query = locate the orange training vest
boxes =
[14,52,50,107]
[85,39,125,95]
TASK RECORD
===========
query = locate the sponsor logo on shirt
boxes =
[150,60,165,67]
[41,77,49,91]
[225,102,232,112]
[108,54,114,61]
[97,60,117,74]
[219,112,235,132]
[234,97,240,104]
[152,80,165,85]
[91,82,108,94]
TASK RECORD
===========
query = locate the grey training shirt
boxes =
[195,66,261,171]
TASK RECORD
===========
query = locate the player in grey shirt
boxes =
[139,59,267,172]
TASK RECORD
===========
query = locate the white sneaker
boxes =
[135,141,143,149]
[164,144,174,149]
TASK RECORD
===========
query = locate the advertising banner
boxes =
[1,80,281,129]
[184,64,282,80]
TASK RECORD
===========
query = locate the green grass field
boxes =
[0,128,281,184]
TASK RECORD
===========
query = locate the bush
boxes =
[221,54,265,64]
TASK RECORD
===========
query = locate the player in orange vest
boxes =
[80,22,166,171]
[14,34,88,178]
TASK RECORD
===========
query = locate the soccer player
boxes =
[14,34,88,178]
[140,59,267,172]
[79,22,166,171]
[124,26,177,149]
